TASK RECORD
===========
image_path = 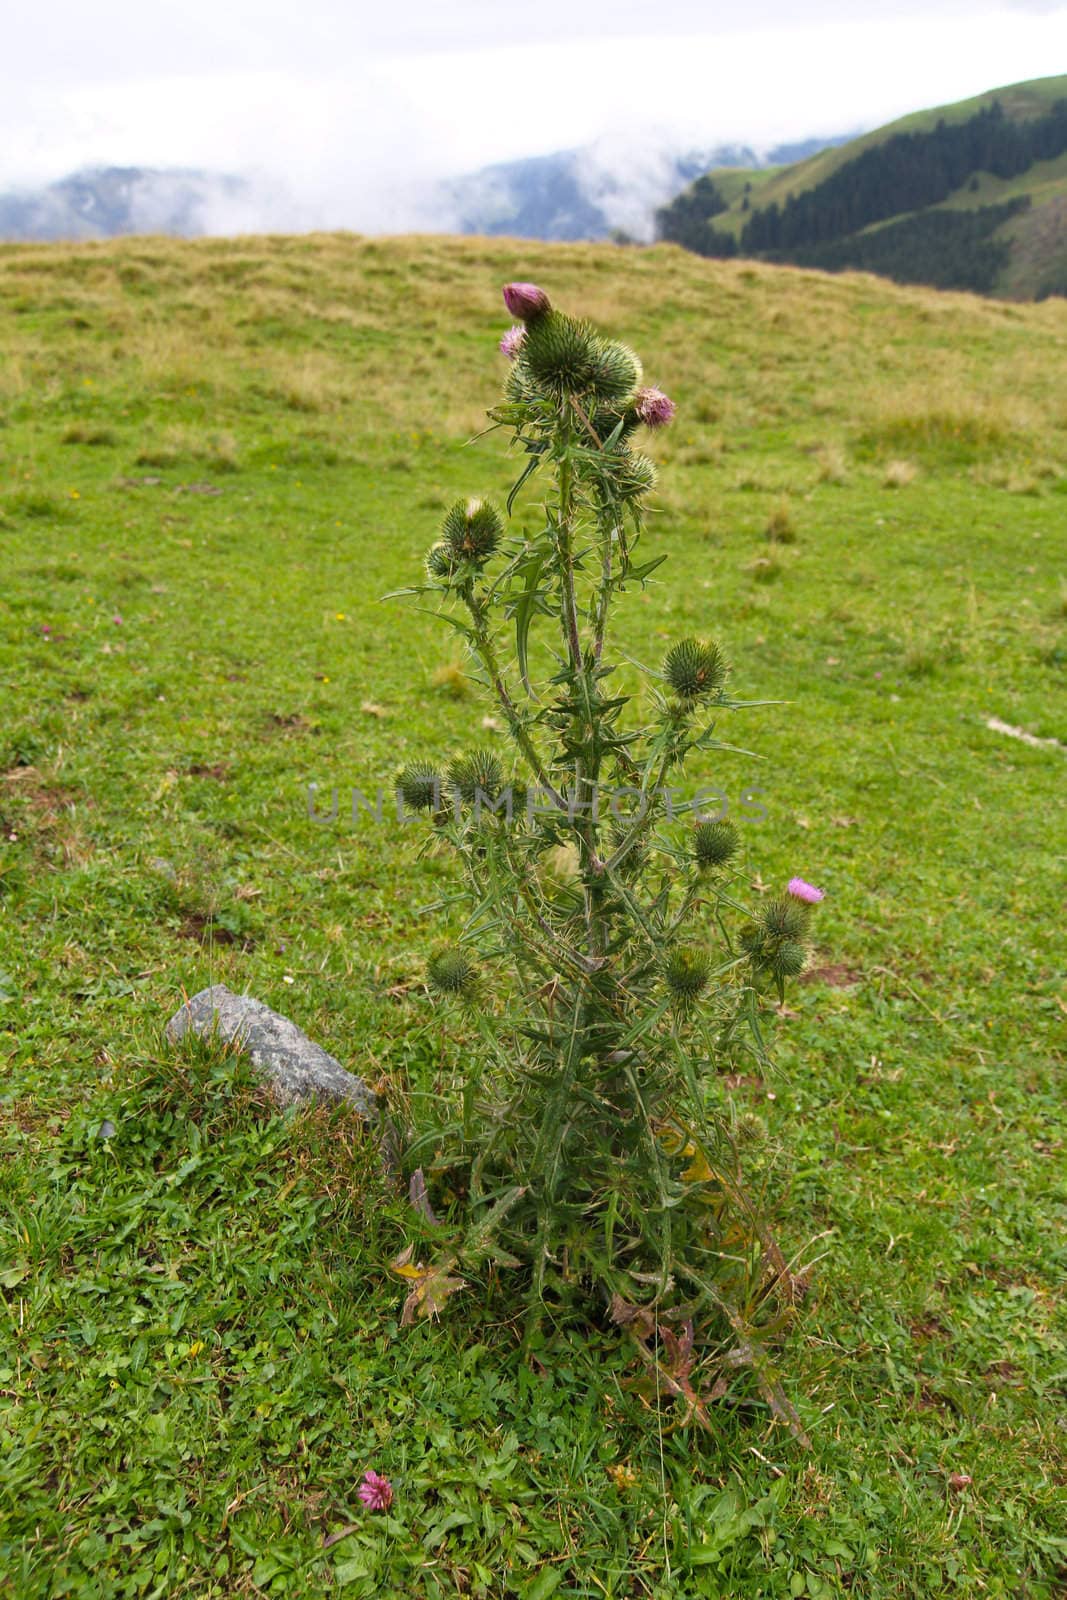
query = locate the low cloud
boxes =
[2,6,1064,237]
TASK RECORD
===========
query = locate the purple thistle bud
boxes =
[502,281,551,322]
[358,1470,394,1512]
[499,325,525,360]
[788,877,825,904]
[634,387,676,429]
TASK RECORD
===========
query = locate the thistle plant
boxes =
[392,283,822,1436]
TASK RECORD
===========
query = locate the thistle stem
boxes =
[592,521,614,666]
[555,410,607,961]
[555,443,584,674]
[467,601,567,814]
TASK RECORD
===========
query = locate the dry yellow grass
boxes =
[2,232,1066,466]
[135,424,240,471]
[814,443,850,485]
[883,459,919,488]
[431,661,471,699]
[764,497,798,543]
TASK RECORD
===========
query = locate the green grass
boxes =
[1,234,1065,1598]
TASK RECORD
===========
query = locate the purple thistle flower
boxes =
[788,877,825,904]
[499,324,526,360]
[502,281,551,322]
[358,1470,393,1512]
[633,387,676,429]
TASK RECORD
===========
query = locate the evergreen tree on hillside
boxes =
[787,198,1029,292]
[654,176,737,258]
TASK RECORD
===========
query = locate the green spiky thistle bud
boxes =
[770,939,807,981]
[427,947,478,997]
[396,761,443,813]
[735,1111,767,1147]
[743,899,810,991]
[447,749,504,809]
[663,945,712,1008]
[663,638,727,701]
[616,451,657,501]
[522,312,600,394]
[588,338,642,405]
[442,497,503,564]
[608,821,648,878]
[760,897,809,942]
[693,819,739,869]
[425,542,457,585]
[504,360,541,406]
[590,403,639,446]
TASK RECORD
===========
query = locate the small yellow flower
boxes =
[69,489,81,499]
[335,612,346,620]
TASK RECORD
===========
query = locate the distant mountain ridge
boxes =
[439,136,850,243]
[656,75,1067,299]
[0,167,253,242]
[0,135,850,246]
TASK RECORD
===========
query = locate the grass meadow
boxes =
[0,233,1065,1598]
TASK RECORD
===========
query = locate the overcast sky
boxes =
[4,0,1067,225]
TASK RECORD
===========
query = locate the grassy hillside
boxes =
[714,75,1067,220]
[1,235,1066,1598]
[660,75,1067,298]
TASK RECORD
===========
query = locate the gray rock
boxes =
[165,984,380,1123]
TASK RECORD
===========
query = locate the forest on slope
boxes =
[656,78,1067,298]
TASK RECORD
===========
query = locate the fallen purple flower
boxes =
[358,1470,393,1512]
